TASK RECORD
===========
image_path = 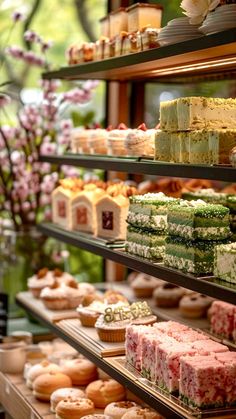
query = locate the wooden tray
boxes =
[57,318,125,357]
[17,292,79,323]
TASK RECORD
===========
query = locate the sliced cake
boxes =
[167,200,230,241]
[154,131,171,162]
[214,242,236,284]
[96,193,129,241]
[210,300,236,340]
[160,99,178,131]
[72,185,105,234]
[126,226,166,260]
[182,189,227,206]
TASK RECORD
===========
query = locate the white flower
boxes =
[180,0,221,24]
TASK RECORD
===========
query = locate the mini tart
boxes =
[61,358,98,386]
[153,283,185,308]
[55,397,94,419]
[179,293,213,319]
[131,273,164,298]
[95,315,130,342]
[85,379,126,408]
[50,387,86,413]
[104,400,140,419]
[33,372,72,402]
[28,268,55,298]
[122,407,163,419]
[26,360,62,389]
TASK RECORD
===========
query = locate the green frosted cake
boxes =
[168,200,230,241]
[164,235,229,275]
[214,242,236,284]
[126,226,166,260]
[227,195,236,214]
[127,193,179,232]
[182,189,227,206]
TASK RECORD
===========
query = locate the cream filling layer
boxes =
[128,212,167,228]
[168,223,228,238]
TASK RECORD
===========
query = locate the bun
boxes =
[104,400,140,418]
[55,397,94,419]
[61,358,97,386]
[85,379,126,408]
[26,360,61,389]
[50,387,85,412]
[33,372,72,401]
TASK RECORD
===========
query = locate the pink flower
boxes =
[41,40,53,52]
[40,194,51,206]
[44,208,52,221]
[60,119,73,131]
[27,212,35,221]
[40,163,51,174]
[40,142,57,155]
[61,165,79,177]
[22,202,31,212]
[24,30,39,43]
[11,150,24,164]
[6,45,24,59]
[83,80,99,91]
[57,134,70,145]
[14,203,20,213]
[0,94,11,108]
[12,11,25,22]
[63,88,92,104]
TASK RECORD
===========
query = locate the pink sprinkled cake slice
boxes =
[191,339,229,355]
[171,330,208,343]
[215,352,236,405]
[125,324,154,370]
[153,320,189,335]
[179,355,226,408]
[210,300,236,340]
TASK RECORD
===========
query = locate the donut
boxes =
[122,407,163,419]
[50,387,86,412]
[104,401,140,419]
[179,293,213,319]
[85,379,126,408]
[61,358,98,386]
[33,372,72,401]
[131,273,164,298]
[153,283,185,308]
[26,360,62,389]
[55,397,94,419]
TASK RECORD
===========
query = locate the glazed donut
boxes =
[104,401,140,419]
[55,397,94,419]
[179,293,213,319]
[85,379,126,408]
[50,387,86,412]
[61,358,97,386]
[33,372,72,401]
[153,283,185,308]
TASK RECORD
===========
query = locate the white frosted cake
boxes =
[72,186,105,234]
[96,194,129,240]
[214,242,236,284]
[52,186,80,230]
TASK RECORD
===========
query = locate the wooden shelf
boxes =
[39,154,236,182]
[42,29,236,82]
[38,223,236,305]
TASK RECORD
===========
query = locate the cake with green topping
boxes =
[214,242,236,284]
[127,192,179,232]
[164,235,229,275]
[182,189,227,206]
[126,226,166,260]
[168,200,230,241]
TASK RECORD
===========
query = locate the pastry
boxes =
[125,123,155,157]
[104,290,128,305]
[95,37,110,61]
[179,293,213,318]
[127,3,163,32]
[52,181,82,230]
[154,131,171,162]
[77,301,106,327]
[26,360,62,389]
[131,273,164,298]
[61,358,98,386]
[129,31,142,54]
[126,226,166,261]
[89,128,108,155]
[153,283,185,308]
[99,15,110,38]
[33,371,72,401]
[140,27,160,50]
[27,268,55,298]
[96,193,129,241]
[55,397,95,419]
[210,300,236,340]
[167,200,230,241]
[109,8,128,38]
[40,281,85,310]
[104,401,140,418]
[85,379,126,408]
[72,185,105,234]
[50,387,86,412]
[80,416,112,419]
[122,407,163,419]
[214,242,236,284]
[182,189,227,205]
[107,124,131,156]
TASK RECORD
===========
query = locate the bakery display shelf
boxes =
[0,372,54,419]
[39,154,236,182]
[38,222,236,305]
[42,29,236,82]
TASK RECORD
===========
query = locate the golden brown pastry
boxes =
[85,379,126,408]
[33,371,72,401]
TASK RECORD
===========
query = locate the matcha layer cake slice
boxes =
[168,200,230,241]
[214,242,236,284]
[127,192,179,232]
[164,235,229,275]
[182,189,227,206]
[126,226,166,260]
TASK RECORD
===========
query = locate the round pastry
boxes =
[33,372,72,401]
[131,273,164,298]
[55,397,95,419]
[104,401,140,418]
[40,281,85,310]
[80,415,112,419]
[107,124,131,156]
[26,360,62,389]
[153,283,185,308]
[51,387,86,412]
[61,358,98,386]
[85,379,126,408]
[77,301,106,327]
[122,407,163,419]
[28,268,55,298]
[179,293,213,319]
[104,290,128,305]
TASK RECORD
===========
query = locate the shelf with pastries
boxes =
[42,28,236,82]
[37,222,236,305]
[39,153,236,182]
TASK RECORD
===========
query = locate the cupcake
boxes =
[107,123,131,156]
[40,281,85,310]
[77,300,106,327]
[125,123,155,157]
[89,128,108,155]
[131,273,164,298]
[70,127,91,154]
[27,268,55,298]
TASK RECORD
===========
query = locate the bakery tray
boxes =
[107,357,236,419]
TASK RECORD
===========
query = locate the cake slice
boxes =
[125,324,154,371]
[72,186,105,234]
[52,184,82,230]
[164,235,229,275]
[191,340,229,355]
[167,200,230,241]
[154,131,171,162]
[214,242,236,284]
[127,192,179,232]
[126,226,166,260]
[177,97,236,130]
[96,193,129,240]
[160,99,178,131]
[210,300,236,340]
[208,129,236,164]
[215,352,236,405]
[182,188,227,206]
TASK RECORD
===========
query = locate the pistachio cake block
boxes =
[125,225,166,260]
[154,131,171,162]
[182,189,227,206]
[164,235,229,275]
[177,97,236,130]
[160,99,178,131]
[168,200,230,241]
[214,242,236,284]
[127,192,179,232]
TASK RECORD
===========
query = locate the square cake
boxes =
[167,200,230,241]
[214,242,236,284]
[210,300,236,340]
[126,226,166,260]
[154,131,171,162]
[160,99,178,131]
[96,193,129,240]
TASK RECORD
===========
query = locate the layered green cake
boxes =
[182,189,227,206]
[127,193,179,232]
[164,235,229,275]
[214,242,236,284]
[126,226,166,260]
[168,200,230,241]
